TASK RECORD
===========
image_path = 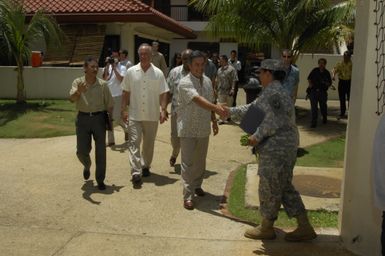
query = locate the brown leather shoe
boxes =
[183,200,194,210]
[195,188,205,197]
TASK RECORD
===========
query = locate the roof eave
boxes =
[26,12,197,39]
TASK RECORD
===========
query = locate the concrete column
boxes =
[120,24,136,65]
[339,1,383,255]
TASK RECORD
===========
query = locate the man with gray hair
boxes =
[121,43,169,187]
[222,59,316,242]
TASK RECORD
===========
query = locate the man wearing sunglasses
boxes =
[281,49,300,104]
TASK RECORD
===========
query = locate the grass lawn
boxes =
[228,166,338,228]
[227,137,345,228]
[296,136,346,168]
[0,99,76,138]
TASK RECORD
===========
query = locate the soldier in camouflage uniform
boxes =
[225,59,317,242]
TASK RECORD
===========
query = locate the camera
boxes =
[106,56,118,65]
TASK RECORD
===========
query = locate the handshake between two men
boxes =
[212,103,230,120]
[212,103,259,147]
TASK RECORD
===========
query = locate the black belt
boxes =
[78,111,104,116]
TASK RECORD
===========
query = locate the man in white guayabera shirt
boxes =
[121,43,169,188]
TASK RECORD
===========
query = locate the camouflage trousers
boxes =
[258,151,305,220]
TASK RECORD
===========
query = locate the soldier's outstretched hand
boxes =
[248,135,258,146]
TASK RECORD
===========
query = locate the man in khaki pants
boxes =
[177,51,225,210]
[216,55,238,124]
[167,49,192,167]
[121,43,169,187]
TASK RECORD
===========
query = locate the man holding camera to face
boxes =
[103,51,128,146]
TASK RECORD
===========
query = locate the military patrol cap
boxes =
[260,59,285,72]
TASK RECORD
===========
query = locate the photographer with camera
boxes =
[103,51,128,146]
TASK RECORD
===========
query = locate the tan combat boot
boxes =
[285,213,317,242]
[244,218,276,240]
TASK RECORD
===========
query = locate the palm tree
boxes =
[190,0,355,61]
[0,0,63,103]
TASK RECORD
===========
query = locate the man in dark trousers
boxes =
[332,51,353,119]
[69,56,114,190]
[307,58,332,128]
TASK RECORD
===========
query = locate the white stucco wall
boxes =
[0,66,99,99]
[0,53,346,100]
[339,1,383,255]
[296,54,344,101]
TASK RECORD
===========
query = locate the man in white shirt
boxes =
[119,49,133,69]
[102,51,127,146]
[121,43,169,187]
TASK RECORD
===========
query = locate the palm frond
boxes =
[191,0,355,55]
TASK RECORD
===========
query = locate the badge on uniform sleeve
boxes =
[268,94,282,115]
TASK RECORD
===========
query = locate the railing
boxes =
[170,5,209,21]
[170,5,188,21]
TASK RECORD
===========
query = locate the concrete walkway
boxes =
[0,94,356,255]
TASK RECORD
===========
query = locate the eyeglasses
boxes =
[282,55,292,58]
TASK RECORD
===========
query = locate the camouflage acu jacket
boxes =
[230,80,298,155]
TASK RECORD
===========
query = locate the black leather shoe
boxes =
[132,174,142,185]
[195,188,206,197]
[83,168,90,180]
[97,182,106,190]
[142,167,151,177]
[323,118,327,124]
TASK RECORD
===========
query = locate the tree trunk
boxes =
[16,63,26,104]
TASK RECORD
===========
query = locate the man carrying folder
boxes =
[222,59,316,242]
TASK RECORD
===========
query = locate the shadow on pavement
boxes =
[81,180,124,205]
[252,233,355,255]
[296,105,347,136]
[169,167,218,179]
[204,169,218,179]
[110,142,128,153]
[142,172,178,186]
[194,192,227,218]
[169,164,181,175]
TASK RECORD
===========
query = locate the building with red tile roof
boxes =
[21,0,196,66]
[22,0,195,39]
